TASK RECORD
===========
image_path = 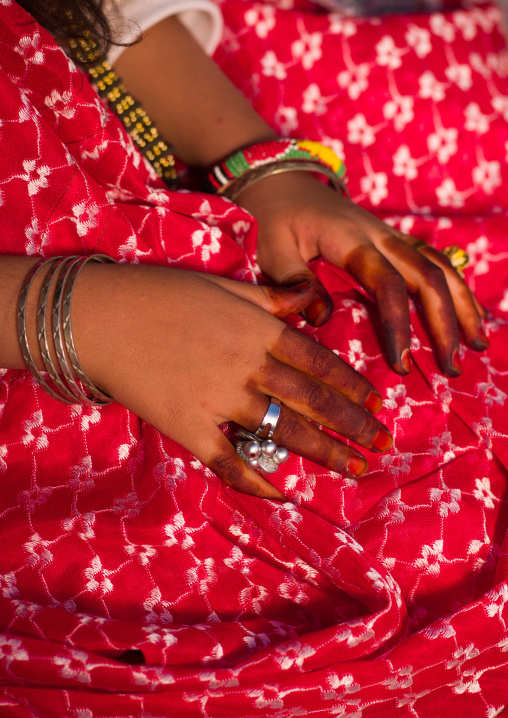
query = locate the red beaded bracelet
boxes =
[207,139,348,200]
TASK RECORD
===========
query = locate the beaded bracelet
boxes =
[17,254,117,406]
[207,139,348,200]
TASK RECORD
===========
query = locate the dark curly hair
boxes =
[16,0,132,64]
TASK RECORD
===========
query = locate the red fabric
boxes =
[1,0,508,715]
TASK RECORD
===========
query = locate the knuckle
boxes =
[209,452,244,484]
[304,382,332,416]
[306,343,336,379]
[340,406,373,441]
[422,262,446,288]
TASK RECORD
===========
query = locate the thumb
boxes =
[256,224,334,327]
[201,273,321,319]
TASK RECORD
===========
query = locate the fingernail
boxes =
[372,429,393,453]
[365,391,383,414]
[347,455,367,476]
[400,348,411,374]
[471,327,489,351]
[302,297,331,326]
[451,348,462,376]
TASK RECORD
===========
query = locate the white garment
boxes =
[106,0,223,64]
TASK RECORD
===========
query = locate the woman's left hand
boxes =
[236,171,488,377]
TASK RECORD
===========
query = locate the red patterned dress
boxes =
[1,0,508,715]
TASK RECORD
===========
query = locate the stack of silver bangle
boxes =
[17,254,116,406]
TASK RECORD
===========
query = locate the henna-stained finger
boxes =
[234,395,368,477]
[196,424,285,500]
[252,355,392,452]
[378,235,463,375]
[402,241,489,351]
[343,243,412,375]
[271,325,383,414]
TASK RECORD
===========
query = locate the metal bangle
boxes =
[38,256,81,404]
[17,256,77,404]
[60,254,116,404]
[218,160,350,202]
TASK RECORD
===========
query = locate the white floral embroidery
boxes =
[360,172,388,205]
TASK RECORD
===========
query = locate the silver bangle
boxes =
[60,254,116,404]
[218,159,350,202]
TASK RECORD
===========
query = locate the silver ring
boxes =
[255,398,281,439]
[235,398,289,475]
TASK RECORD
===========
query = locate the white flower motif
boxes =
[260,51,287,80]
[302,84,327,115]
[239,584,269,614]
[472,160,501,194]
[360,172,388,206]
[428,431,457,461]
[270,502,302,534]
[279,575,309,605]
[383,96,414,131]
[53,650,92,684]
[21,409,49,451]
[229,511,262,545]
[414,540,446,576]
[291,31,323,70]
[18,159,51,197]
[133,666,175,689]
[0,636,29,669]
[84,556,113,595]
[245,6,275,38]
[186,557,217,594]
[452,668,482,694]
[429,487,461,516]
[427,126,458,164]
[154,453,187,490]
[15,32,44,65]
[418,71,447,102]
[248,685,284,710]
[70,200,100,237]
[485,584,508,619]
[476,381,506,406]
[124,544,157,566]
[24,534,53,569]
[164,512,197,550]
[275,640,316,670]
[453,11,477,40]
[18,485,52,512]
[0,573,18,599]
[382,665,414,690]
[347,114,375,147]
[275,106,298,136]
[143,587,173,624]
[405,25,431,58]
[464,103,490,134]
[380,450,412,477]
[435,178,465,208]
[69,455,95,491]
[492,96,508,121]
[44,89,76,119]
[473,477,497,509]
[466,235,489,275]
[375,36,405,70]
[284,473,316,504]
[445,63,472,91]
[337,63,370,100]
[430,14,456,42]
[393,145,417,181]
[347,339,367,371]
[191,224,222,263]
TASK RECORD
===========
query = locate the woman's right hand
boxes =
[72,264,392,500]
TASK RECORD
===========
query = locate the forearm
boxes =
[0,256,43,370]
[113,15,277,166]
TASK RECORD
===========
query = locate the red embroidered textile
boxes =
[1,0,508,715]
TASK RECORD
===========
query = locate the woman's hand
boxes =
[236,171,488,377]
[72,264,392,500]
